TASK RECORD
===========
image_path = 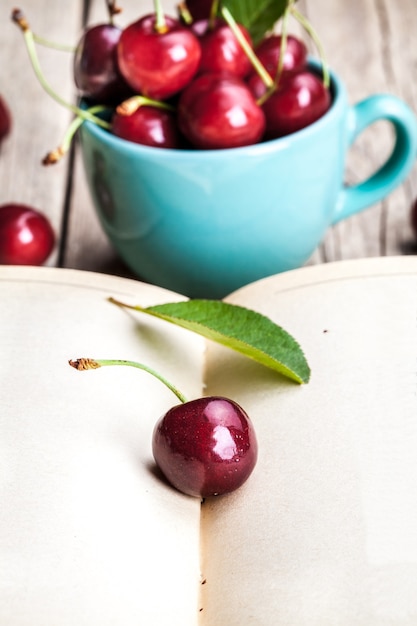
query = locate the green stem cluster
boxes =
[11,9,111,130]
[221,0,330,104]
[290,5,329,88]
[221,6,274,91]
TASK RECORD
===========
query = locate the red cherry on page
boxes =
[111,105,181,149]
[0,95,11,142]
[178,73,266,149]
[73,23,132,103]
[117,14,201,100]
[0,204,55,265]
[196,18,253,78]
[152,396,258,498]
[262,70,331,139]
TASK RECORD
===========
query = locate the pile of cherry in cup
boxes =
[74,0,332,150]
[2,0,417,268]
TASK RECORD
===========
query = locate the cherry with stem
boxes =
[117,0,202,99]
[69,357,258,498]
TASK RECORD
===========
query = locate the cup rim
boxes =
[80,59,345,158]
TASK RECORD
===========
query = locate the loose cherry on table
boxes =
[0,203,55,265]
[73,23,132,104]
[0,95,11,142]
[117,13,202,100]
[69,357,258,498]
[178,73,266,149]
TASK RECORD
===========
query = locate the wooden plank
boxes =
[299,0,417,264]
[0,0,83,266]
[381,0,417,256]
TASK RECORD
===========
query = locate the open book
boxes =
[1,256,417,625]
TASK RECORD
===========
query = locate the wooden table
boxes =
[1,0,417,284]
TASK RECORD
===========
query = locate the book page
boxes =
[200,257,417,625]
[0,267,204,626]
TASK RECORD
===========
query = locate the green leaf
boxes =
[111,298,310,384]
[221,0,289,45]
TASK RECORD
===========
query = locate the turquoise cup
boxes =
[79,63,417,298]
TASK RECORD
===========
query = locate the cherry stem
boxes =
[256,0,292,107]
[11,9,111,130]
[176,2,193,25]
[32,33,75,52]
[106,0,123,24]
[43,105,110,165]
[68,358,188,404]
[209,0,220,29]
[290,5,330,89]
[220,6,274,91]
[275,1,291,85]
[116,95,175,116]
[153,0,168,33]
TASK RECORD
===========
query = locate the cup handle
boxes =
[332,95,417,225]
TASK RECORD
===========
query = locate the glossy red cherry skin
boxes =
[178,73,266,149]
[0,204,55,265]
[117,14,202,100]
[255,34,307,78]
[197,18,253,78]
[111,106,181,148]
[152,396,258,498]
[73,23,132,103]
[247,35,308,100]
[0,95,11,142]
[262,70,331,139]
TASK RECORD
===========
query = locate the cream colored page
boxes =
[200,258,417,625]
[0,267,204,626]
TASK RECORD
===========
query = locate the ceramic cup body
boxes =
[80,63,417,298]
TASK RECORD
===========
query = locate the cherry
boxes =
[73,23,132,104]
[247,35,308,100]
[153,396,258,498]
[0,203,55,265]
[117,14,202,100]
[111,101,181,149]
[255,34,307,78]
[0,95,11,142]
[69,358,258,499]
[178,73,266,149]
[196,18,253,79]
[262,70,331,139]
